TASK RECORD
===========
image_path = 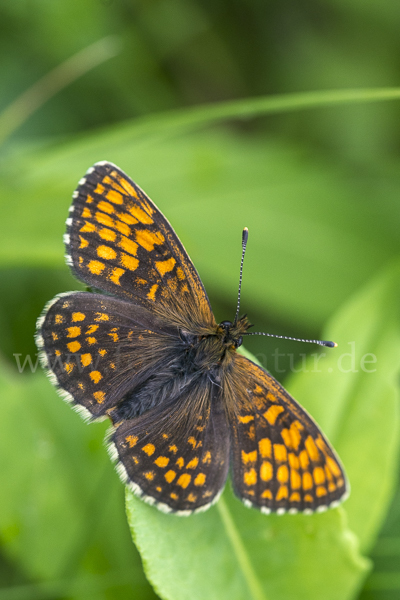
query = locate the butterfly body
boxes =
[36,161,348,515]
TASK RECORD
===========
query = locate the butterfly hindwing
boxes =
[229,355,348,514]
[65,161,214,329]
[110,382,230,514]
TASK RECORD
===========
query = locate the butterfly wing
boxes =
[36,291,181,421]
[65,161,215,330]
[227,354,348,514]
[109,380,230,514]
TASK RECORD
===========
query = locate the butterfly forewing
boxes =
[66,162,214,330]
[228,355,348,514]
[36,291,181,421]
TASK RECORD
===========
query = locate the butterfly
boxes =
[35,161,348,516]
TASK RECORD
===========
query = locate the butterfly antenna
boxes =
[234,227,248,324]
[234,227,337,348]
[243,331,337,348]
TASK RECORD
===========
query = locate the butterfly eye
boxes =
[235,336,243,349]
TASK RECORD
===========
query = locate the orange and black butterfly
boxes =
[35,162,348,515]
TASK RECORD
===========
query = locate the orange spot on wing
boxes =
[80,221,96,233]
[95,211,114,229]
[202,451,211,464]
[94,312,109,321]
[155,257,176,276]
[102,175,126,194]
[81,353,92,366]
[67,326,81,338]
[263,404,284,425]
[109,267,125,285]
[165,470,176,483]
[72,312,85,322]
[276,485,289,501]
[313,467,326,485]
[118,236,138,255]
[273,444,287,462]
[288,453,299,469]
[115,221,130,236]
[281,422,302,451]
[154,456,169,468]
[261,489,272,499]
[106,189,123,204]
[87,260,105,275]
[299,450,309,469]
[89,371,102,384]
[238,414,254,424]
[302,472,313,490]
[67,341,81,353]
[258,438,272,458]
[120,253,139,271]
[86,325,98,334]
[244,469,257,486]
[93,391,105,403]
[94,183,105,194]
[114,173,138,198]
[194,473,206,486]
[305,436,320,462]
[135,229,164,251]
[260,461,273,481]
[277,464,289,483]
[97,245,117,260]
[97,200,115,214]
[176,267,185,280]
[289,492,301,502]
[186,457,199,469]
[326,456,342,478]
[129,205,154,224]
[290,469,301,490]
[142,444,155,456]
[126,435,138,447]
[177,474,191,489]
[241,450,257,464]
[99,227,116,242]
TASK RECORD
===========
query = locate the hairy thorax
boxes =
[111,315,252,422]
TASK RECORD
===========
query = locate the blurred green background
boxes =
[1,1,400,599]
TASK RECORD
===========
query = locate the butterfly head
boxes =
[216,315,252,350]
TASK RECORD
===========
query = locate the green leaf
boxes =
[287,260,400,552]
[126,485,367,600]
